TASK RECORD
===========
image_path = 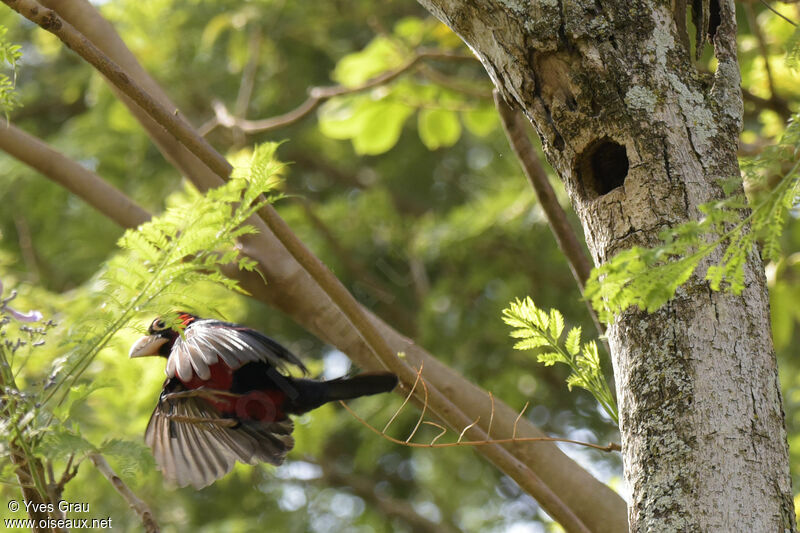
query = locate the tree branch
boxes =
[15,3,628,530]
[200,49,477,136]
[2,355,53,531]
[9,446,51,531]
[494,92,605,339]
[255,192,594,533]
[88,453,159,533]
[0,121,150,228]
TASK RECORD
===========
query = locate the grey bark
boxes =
[415,0,795,531]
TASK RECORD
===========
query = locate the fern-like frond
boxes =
[502,297,618,424]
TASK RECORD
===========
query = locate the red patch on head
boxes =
[178,313,196,327]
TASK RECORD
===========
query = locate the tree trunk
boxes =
[416,0,795,530]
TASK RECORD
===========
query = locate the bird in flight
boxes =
[130,312,398,488]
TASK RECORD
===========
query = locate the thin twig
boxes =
[201,49,477,136]
[383,362,423,433]
[405,367,430,443]
[495,91,609,346]
[340,401,621,453]
[424,421,448,445]
[89,453,159,533]
[487,391,495,440]
[758,0,798,26]
[457,418,479,443]
[162,414,239,428]
[513,402,529,440]
[56,454,79,494]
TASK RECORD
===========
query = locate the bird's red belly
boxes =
[178,362,286,421]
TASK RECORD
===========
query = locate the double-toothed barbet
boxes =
[130,312,398,488]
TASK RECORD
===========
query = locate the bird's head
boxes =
[129,312,197,358]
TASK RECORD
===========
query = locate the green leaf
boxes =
[548,308,564,340]
[319,97,413,155]
[353,101,413,154]
[394,17,427,47]
[100,439,154,476]
[565,327,582,356]
[503,296,618,424]
[581,341,601,366]
[509,327,536,339]
[566,373,585,391]
[318,97,372,140]
[333,36,407,86]
[52,381,113,422]
[586,113,800,320]
[418,108,462,150]
[537,352,563,366]
[513,337,549,350]
[462,105,499,137]
[42,144,283,413]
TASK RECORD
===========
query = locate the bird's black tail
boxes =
[286,372,398,414]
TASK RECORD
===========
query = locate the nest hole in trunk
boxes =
[577,138,629,198]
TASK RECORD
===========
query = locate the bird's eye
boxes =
[151,319,166,332]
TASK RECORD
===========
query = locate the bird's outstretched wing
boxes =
[145,379,294,489]
[165,319,308,382]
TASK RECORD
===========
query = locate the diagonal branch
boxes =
[13,3,628,530]
[0,122,150,228]
[494,92,605,340]
[88,453,159,533]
